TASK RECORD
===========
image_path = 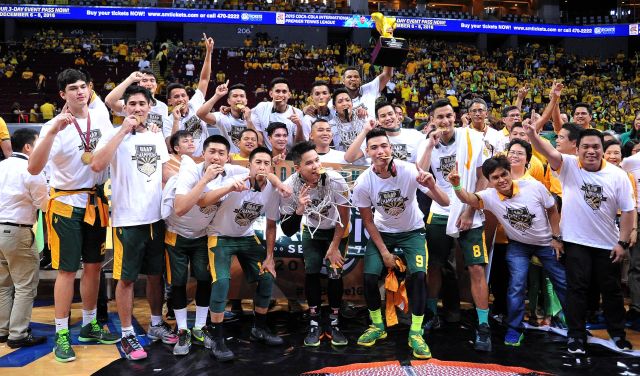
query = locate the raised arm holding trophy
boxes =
[370,12,409,68]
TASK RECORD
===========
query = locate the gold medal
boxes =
[81,151,93,165]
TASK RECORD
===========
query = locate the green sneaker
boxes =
[78,319,119,344]
[356,325,387,347]
[191,327,205,347]
[53,329,76,363]
[408,331,432,359]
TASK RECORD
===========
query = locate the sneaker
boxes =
[328,325,348,346]
[408,331,432,359]
[0,335,7,343]
[121,334,147,361]
[202,326,215,349]
[147,321,178,344]
[423,315,442,331]
[490,313,505,326]
[173,329,191,356]
[303,325,321,347]
[504,328,524,347]
[356,326,387,347]
[7,332,46,348]
[474,323,492,352]
[211,337,235,362]
[79,319,119,344]
[567,337,586,355]
[613,337,633,351]
[191,327,205,347]
[223,311,238,322]
[250,326,284,346]
[53,329,76,363]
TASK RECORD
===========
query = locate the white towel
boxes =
[446,127,486,238]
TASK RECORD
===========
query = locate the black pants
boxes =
[489,243,509,316]
[565,242,626,340]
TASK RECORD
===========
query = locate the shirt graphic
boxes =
[580,182,607,210]
[234,201,263,226]
[437,155,456,181]
[392,144,409,161]
[377,189,408,216]
[77,129,102,151]
[184,116,202,139]
[131,144,160,177]
[503,207,536,233]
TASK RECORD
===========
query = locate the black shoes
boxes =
[7,332,47,348]
[250,326,284,346]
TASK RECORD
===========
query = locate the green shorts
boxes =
[458,225,488,266]
[425,213,455,268]
[301,225,349,274]
[165,231,210,286]
[113,221,164,281]
[208,235,265,283]
[49,200,106,272]
[364,228,428,276]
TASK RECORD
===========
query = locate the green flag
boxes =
[35,210,44,253]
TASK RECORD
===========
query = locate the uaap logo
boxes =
[377,189,408,216]
[78,129,102,151]
[234,201,263,226]
[503,207,535,233]
[391,144,409,161]
[131,144,159,177]
[437,155,456,181]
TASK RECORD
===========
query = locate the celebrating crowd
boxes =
[1,31,640,367]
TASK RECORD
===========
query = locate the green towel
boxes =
[35,210,44,253]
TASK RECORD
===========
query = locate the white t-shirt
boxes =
[621,152,640,212]
[280,170,350,230]
[185,63,195,77]
[302,111,334,140]
[558,154,635,249]
[352,159,428,233]
[212,112,247,153]
[250,101,305,149]
[387,128,424,163]
[318,149,347,164]
[88,93,111,121]
[164,89,208,157]
[40,108,113,208]
[472,126,503,156]
[477,179,556,246]
[353,76,381,114]
[96,129,169,227]
[162,160,220,238]
[207,169,281,237]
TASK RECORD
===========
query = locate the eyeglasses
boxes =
[507,151,526,157]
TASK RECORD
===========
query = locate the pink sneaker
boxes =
[121,335,148,360]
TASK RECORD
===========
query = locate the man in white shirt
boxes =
[341,65,393,115]
[621,146,640,321]
[250,77,306,149]
[28,69,118,363]
[351,128,449,359]
[164,34,214,157]
[91,85,175,361]
[196,82,257,152]
[198,146,284,362]
[525,123,635,354]
[450,155,567,347]
[308,119,347,164]
[468,98,502,155]
[105,69,171,136]
[302,81,334,139]
[0,128,48,348]
[330,88,370,166]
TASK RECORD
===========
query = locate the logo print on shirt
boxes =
[503,207,536,233]
[183,115,202,140]
[437,155,456,181]
[146,113,163,128]
[200,202,220,216]
[391,144,409,161]
[234,201,263,227]
[308,198,331,223]
[580,183,607,210]
[131,145,159,177]
[77,129,102,151]
[376,189,408,216]
[230,125,246,148]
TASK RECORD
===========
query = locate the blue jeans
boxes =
[505,240,567,331]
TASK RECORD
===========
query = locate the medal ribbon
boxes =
[71,112,92,152]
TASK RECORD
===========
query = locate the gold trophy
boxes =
[370,12,409,67]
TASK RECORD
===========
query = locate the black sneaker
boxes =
[211,337,235,362]
[7,333,46,348]
[303,325,321,347]
[613,337,633,351]
[250,326,284,346]
[474,323,492,352]
[567,337,586,355]
[328,325,348,346]
[423,315,442,331]
[0,335,8,343]
[627,308,640,322]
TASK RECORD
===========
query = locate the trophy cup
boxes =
[370,12,409,67]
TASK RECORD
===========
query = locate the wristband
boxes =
[453,185,462,191]
[618,240,631,249]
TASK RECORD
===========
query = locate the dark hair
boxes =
[269,77,289,90]
[289,141,317,165]
[239,128,259,141]
[365,127,388,145]
[139,68,157,79]
[507,138,532,163]
[166,83,186,98]
[468,98,487,110]
[481,155,511,179]
[623,139,639,158]
[576,128,604,148]
[374,101,394,118]
[560,123,582,142]
[249,146,272,162]
[603,139,622,153]
[228,83,247,95]
[169,130,192,154]
[310,118,330,130]
[343,66,360,76]
[331,87,350,105]
[502,105,520,117]
[11,128,38,152]
[57,69,87,91]
[266,122,288,137]
[573,102,592,115]
[123,85,153,105]
[203,134,230,152]
[310,80,329,93]
[510,122,524,132]
[430,98,452,114]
